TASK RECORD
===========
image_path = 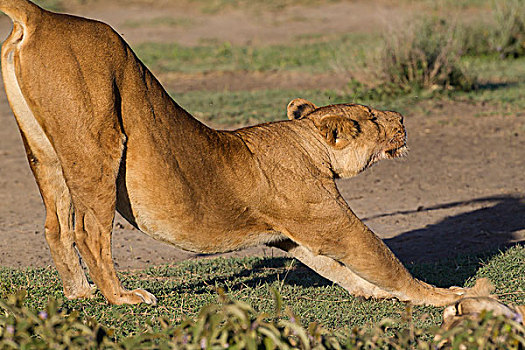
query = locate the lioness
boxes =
[0,0,487,306]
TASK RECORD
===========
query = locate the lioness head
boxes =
[287,98,408,178]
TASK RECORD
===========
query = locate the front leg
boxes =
[272,197,484,306]
[269,239,394,300]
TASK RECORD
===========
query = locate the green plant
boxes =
[0,290,114,349]
[0,288,342,349]
[457,21,495,56]
[491,0,525,58]
[345,310,525,349]
[456,0,525,58]
[163,289,342,349]
[1,287,524,349]
[372,17,475,94]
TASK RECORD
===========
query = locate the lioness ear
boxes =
[315,115,360,149]
[287,98,317,120]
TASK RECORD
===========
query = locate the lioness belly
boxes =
[119,195,282,253]
[117,155,282,253]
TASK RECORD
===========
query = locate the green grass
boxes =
[31,0,494,15]
[0,245,523,343]
[134,33,375,74]
[458,80,525,113]
[170,83,448,127]
[418,0,491,10]
[170,73,525,127]
[1,0,524,345]
[171,89,328,126]
[131,28,523,118]
[453,56,525,112]
[464,56,525,81]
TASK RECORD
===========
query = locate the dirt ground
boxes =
[0,1,523,271]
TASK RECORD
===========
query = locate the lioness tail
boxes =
[0,0,42,25]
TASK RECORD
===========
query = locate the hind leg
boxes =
[25,130,153,305]
[3,38,92,299]
[19,133,94,299]
[51,133,156,305]
[71,199,156,305]
[3,13,154,305]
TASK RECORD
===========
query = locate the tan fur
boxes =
[437,295,524,346]
[441,295,525,331]
[1,0,484,306]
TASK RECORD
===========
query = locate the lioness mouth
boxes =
[386,144,408,159]
[365,144,407,171]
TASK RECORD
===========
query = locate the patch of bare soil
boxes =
[0,1,523,271]
[0,1,410,46]
[69,1,409,46]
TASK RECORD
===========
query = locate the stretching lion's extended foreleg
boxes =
[270,239,395,300]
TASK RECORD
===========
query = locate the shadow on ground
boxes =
[383,195,525,264]
[475,81,520,91]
